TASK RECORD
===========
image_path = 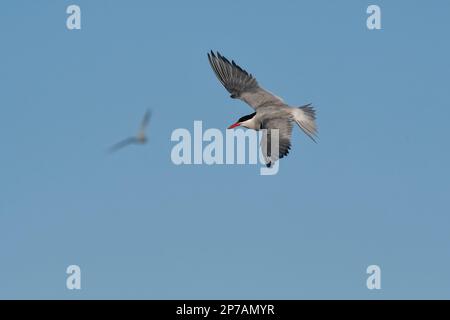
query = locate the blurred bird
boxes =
[108,110,151,153]
[207,51,317,167]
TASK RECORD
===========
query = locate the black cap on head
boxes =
[238,112,256,123]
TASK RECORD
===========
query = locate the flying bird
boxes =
[207,51,317,167]
[108,110,151,153]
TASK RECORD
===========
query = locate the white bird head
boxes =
[228,112,258,130]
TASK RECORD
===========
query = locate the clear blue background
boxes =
[1,0,449,299]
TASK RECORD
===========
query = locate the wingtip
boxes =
[208,50,236,68]
[209,50,219,58]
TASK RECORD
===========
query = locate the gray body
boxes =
[208,51,317,166]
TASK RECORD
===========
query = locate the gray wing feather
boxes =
[208,51,256,94]
[260,116,293,166]
[208,51,284,110]
[108,137,138,153]
[140,110,151,131]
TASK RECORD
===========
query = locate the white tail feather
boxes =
[291,104,318,142]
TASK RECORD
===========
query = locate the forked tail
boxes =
[291,104,318,142]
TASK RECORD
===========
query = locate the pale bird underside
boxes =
[207,51,318,167]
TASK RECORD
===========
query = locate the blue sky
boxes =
[1,0,449,299]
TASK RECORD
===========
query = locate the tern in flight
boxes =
[208,51,318,167]
[108,110,151,153]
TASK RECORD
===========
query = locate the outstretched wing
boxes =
[139,109,151,133]
[260,117,293,167]
[108,137,138,153]
[208,51,284,110]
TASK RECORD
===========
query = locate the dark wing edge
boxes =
[260,118,293,166]
[207,51,259,97]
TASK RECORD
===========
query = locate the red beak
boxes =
[228,122,241,129]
